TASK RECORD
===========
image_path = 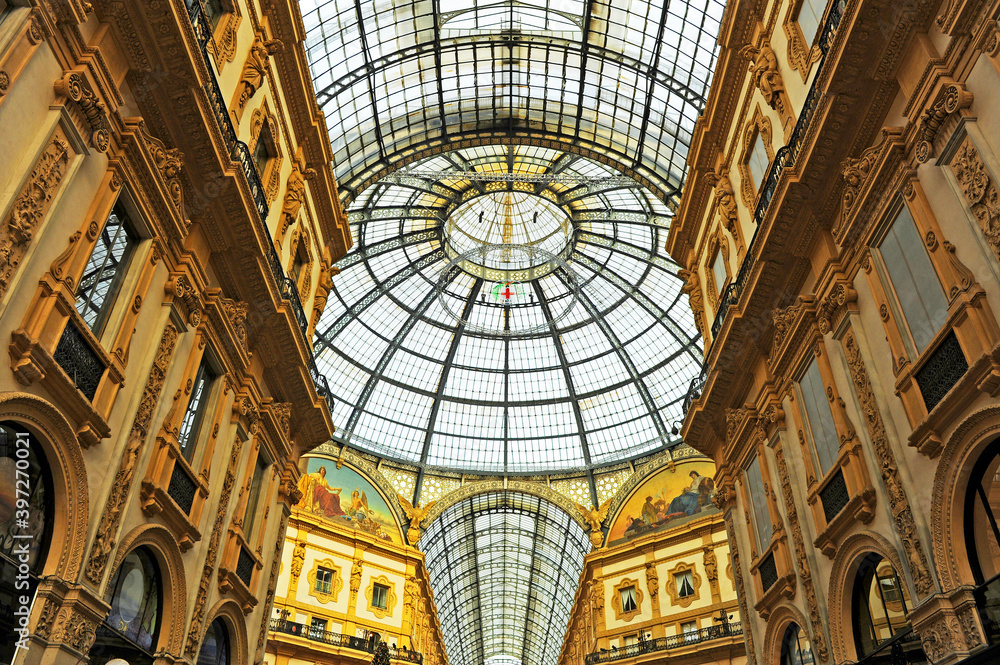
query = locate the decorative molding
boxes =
[135,120,184,214]
[915,83,973,163]
[738,108,775,208]
[664,561,702,609]
[255,514,288,662]
[53,71,109,152]
[233,35,282,122]
[950,136,1000,263]
[725,514,757,664]
[611,577,644,622]
[0,132,72,298]
[306,558,344,604]
[85,323,179,585]
[841,329,934,597]
[365,574,397,619]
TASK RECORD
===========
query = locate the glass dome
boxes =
[312,144,703,473]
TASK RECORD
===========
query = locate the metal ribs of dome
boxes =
[300,0,725,207]
[311,144,703,473]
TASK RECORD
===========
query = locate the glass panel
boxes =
[748,134,769,191]
[781,623,816,665]
[254,123,272,177]
[197,618,230,665]
[242,453,270,538]
[177,359,216,462]
[76,201,139,334]
[373,583,388,609]
[798,0,827,46]
[853,554,910,657]
[745,455,773,550]
[712,252,727,294]
[799,360,840,475]
[878,206,948,353]
[676,571,694,597]
[620,587,637,612]
[104,548,161,650]
[316,567,333,593]
[966,439,1000,583]
[204,0,224,27]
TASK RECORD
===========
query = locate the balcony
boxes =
[269,620,423,663]
[185,0,332,405]
[584,623,743,664]
[853,629,927,665]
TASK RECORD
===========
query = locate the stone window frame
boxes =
[365,574,397,619]
[665,561,702,609]
[737,108,775,208]
[249,104,284,205]
[782,0,826,80]
[611,577,643,622]
[307,558,344,604]
[204,0,242,67]
[704,230,732,309]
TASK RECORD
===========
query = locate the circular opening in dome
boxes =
[445,191,571,271]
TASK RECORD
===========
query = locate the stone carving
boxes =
[233,36,282,120]
[290,541,306,580]
[645,562,658,599]
[169,274,202,325]
[54,608,98,653]
[574,499,612,549]
[399,496,437,546]
[350,558,363,599]
[744,41,787,118]
[678,268,706,339]
[842,330,934,596]
[774,448,829,662]
[137,121,184,211]
[272,402,291,439]
[221,298,249,351]
[817,283,857,334]
[920,616,961,662]
[53,71,108,151]
[772,302,799,350]
[725,515,757,664]
[958,606,983,648]
[277,162,317,249]
[34,599,57,639]
[1,135,71,297]
[703,547,719,585]
[255,513,288,662]
[589,580,604,613]
[184,433,247,656]
[310,260,336,336]
[951,137,1000,263]
[916,84,973,163]
[841,141,882,213]
[86,323,179,584]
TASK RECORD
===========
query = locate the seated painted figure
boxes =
[666,470,714,515]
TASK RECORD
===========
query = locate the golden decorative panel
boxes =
[664,561,702,609]
[365,574,398,619]
[307,558,344,605]
[611,578,644,622]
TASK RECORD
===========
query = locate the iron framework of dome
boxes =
[312,144,704,473]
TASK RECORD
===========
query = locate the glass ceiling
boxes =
[300,0,726,207]
[419,492,590,665]
[312,144,703,473]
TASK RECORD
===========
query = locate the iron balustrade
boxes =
[820,467,850,523]
[269,620,424,663]
[681,366,708,416]
[914,330,968,412]
[853,629,928,665]
[167,464,198,515]
[759,552,778,592]
[53,319,105,402]
[708,0,846,341]
[185,1,329,405]
[584,623,743,664]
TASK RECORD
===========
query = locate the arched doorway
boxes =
[780,623,815,665]
[196,618,231,665]
[965,436,1000,644]
[0,421,54,665]
[89,547,163,665]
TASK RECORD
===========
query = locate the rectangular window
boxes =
[75,201,140,335]
[798,0,828,46]
[177,358,216,462]
[315,567,334,594]
[798,360,840,474]
[254,123,273,178]
[309,617,327,637]
[748,134,770,191]
[242,452,270,538]
[372,583,389,610]
[877,206,948,353]
[675,570,695,598]
[619,586,637,613]
[682,620,698,643]
[745,455,773,550]
[712,251,727,295]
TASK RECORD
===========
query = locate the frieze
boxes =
[950,136,1000,263]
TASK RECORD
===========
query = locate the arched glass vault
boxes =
[419,492,591,665]
[312,144,704,474]
[300,0,726,207]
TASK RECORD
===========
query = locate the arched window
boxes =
[852,553,909,657]
[90,547,162,665]
[780,623,815,665]
[964,437,1000,584]
[197,617,231,665]
[0,422,54,665]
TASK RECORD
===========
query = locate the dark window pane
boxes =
[76,202,138,334]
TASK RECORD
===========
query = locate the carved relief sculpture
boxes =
[679,268,707,340]
[232,35,283,122]
[951,137,1000,263]
[276,162,317,250]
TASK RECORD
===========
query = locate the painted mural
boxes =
[296,457,402,544]
[608,460,719,545]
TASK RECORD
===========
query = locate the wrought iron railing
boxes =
[53,319,106,402]
[681,366,708,416]
[167,464,198,514]
[235,545,255,587]
[854,629,928,665]
[820,467,850,523]
[269,620,424,663]
[708,0,846,341]
[974,572,1000,645]
[584,623,743,664]
[759,552,778,591]
[185,1,329,406]
[914,330,968,412]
